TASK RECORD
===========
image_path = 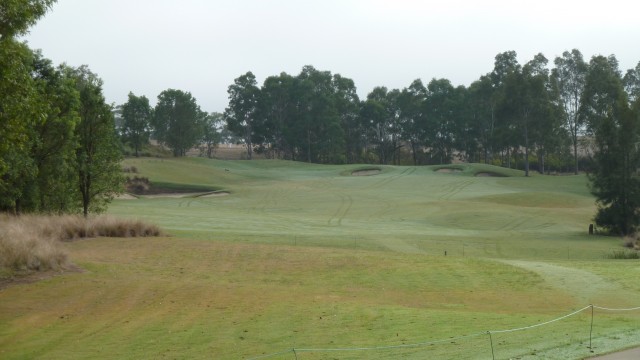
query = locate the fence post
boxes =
[589,304,594,352]
[487,331,495,360]
[293,348,298,360]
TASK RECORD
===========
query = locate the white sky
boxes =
[22,0,640,113]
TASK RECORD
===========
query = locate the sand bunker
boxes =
[116,193,138,200]
[435,168,462,173]
[351,169,381,176]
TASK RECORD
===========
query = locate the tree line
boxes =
[220,53,640,175]
[4,1,640,235]
[117,52,640,235]
[1,1,121,216]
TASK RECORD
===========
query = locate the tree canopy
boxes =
[1,0,122,216]
[152,89,204,157]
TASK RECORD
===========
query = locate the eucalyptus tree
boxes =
[581,55,625,132]
[200,112,223,158]
[153,89,204,157]
[331,74,361,163]
[397,79,428,165]
[491,51,522,167]
[258,72,295,158]
[552,49,588,174]
[292,66,344,163]
[69,65,123,217]
[467,75,497,163]
[623,61,640,103]
[361,87,399,164]
[425,78,460,164]
[225,72,260,160]
[583,55,640,235]
[522,54,563,174]
[121,92,152,157]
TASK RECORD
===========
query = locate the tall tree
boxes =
[200,112,222,158]
[332,74,361,164]
[552,49,588,174]
[0,39,41,212]
[467,75,497,163]
[361,87,395,164]
[69,66,123,217]
[425,78,461,165]
[258,72,295,159]
[152,89,204,156]
[397,79,428,165]
[584,55,640,235]
[24,54,80,213]
[121,92,152,157]
[491,51,521,168]
[623,61,640,103]
[293,66,344,164]
[225,72,260,160]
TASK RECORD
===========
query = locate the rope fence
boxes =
[246,304,640,360]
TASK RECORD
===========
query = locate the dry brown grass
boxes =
[0,214,163,276]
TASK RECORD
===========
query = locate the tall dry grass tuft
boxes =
[0,215,69,274]
[0,214,164,276]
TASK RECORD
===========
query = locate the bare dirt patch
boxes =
[351,169,381,176]
[0,264,84,290]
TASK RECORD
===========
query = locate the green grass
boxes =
[1,158,639,360]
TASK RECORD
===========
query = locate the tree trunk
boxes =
[574,141,579,175]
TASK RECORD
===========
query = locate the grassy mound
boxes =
[431,163,524,177]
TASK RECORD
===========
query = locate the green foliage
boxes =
[152,89,204,157]
[199,112,222,158]
[224,72,260,160]
[120,92,151,157]
[553,49,588,174]
[0,40,40,212]
[69,66,124,216]
[0,0,56,39]
[586,56,640,235]
[1,2,121,216]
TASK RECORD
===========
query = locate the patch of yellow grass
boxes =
[0,214,163,276]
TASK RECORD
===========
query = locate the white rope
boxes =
[593,305,640,311]
[488,305,592,334]
[246,349,294,360]
[247,304,640,358]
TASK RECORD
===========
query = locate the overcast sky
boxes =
[23,0,640,113]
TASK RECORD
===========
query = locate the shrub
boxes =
[0,215,164,276]
[0,215,69,273]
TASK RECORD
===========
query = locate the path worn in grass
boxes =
[501,260,633,305]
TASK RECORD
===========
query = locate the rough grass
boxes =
[1,239,638,360]
[0,215,163,276]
